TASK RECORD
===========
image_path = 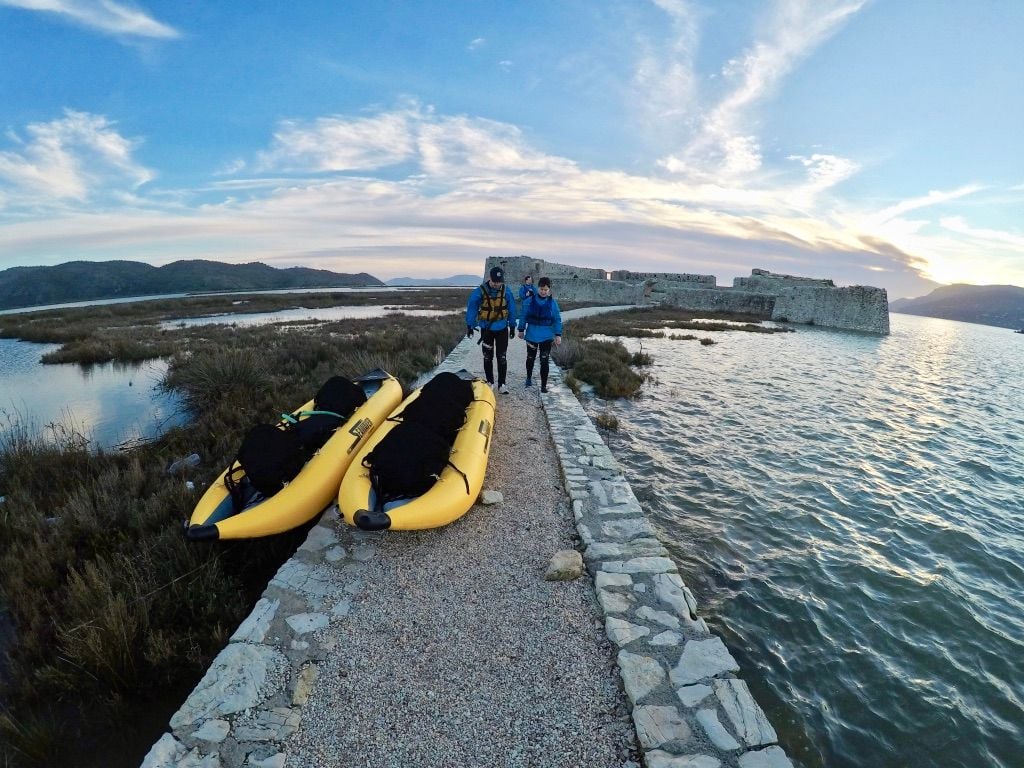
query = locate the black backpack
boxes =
[362,420,452,503]
[419,371,474,409]
[223,375,365,510]
[227,423,307,499]
[395,391,466,443]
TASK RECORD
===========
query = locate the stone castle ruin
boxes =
[486,256,890,334]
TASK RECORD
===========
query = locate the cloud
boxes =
[0,0,180,39]
[658,0,866,178]
[498,60,513,72]
[0,109,154,206]
[0,103,948,299]
[869,184,985,224]
[467,37,485,51]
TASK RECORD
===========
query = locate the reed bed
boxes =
[0,304,465,767]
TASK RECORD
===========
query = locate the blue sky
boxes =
[0,1,1021,299]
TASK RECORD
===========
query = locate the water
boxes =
[0,285,456,317]
[0,338,182,450]
[1,303,458,449]
[587,314,1024,768]
[161,305,455,329]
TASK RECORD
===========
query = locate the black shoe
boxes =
[540,385,548,393]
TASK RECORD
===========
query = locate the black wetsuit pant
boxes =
[480,327,508,386]
[525,339,553,387]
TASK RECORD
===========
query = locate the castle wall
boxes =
[659,287,775,316]
[480,257,889,334]
[771,285,890,334]
[610,270,717,288]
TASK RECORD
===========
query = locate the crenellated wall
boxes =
[484,257,890,334]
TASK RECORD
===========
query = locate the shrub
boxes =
[595,412,620,430]
[700,337,716,345]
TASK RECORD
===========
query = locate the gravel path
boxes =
[285,325,638,767]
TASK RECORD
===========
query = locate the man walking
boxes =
[466,265,517,393]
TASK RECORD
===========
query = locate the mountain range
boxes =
[890,284,1024,329]
[0,260,384,311]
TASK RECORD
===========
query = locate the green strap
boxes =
[297,410,345,419]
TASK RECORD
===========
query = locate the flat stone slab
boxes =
[670,637,740,686]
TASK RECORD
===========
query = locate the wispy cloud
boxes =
[0,109,154,205]
[467,37,485,51]
[658,0,866,179]
[869,184,985,225]
[0,0,180,39]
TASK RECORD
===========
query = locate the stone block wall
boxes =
[611,271,717,289]
[482,257,889,334]
[658,288,775,317]
[771,285,891,334]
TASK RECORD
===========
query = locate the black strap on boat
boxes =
[446,459,470,496]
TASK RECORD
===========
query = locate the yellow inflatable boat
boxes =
[186,369,402,540]
[338,372,495,531]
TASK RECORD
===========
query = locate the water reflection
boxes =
[0,338,182,450]
[587,314,1024,768]
[160,305,456,329]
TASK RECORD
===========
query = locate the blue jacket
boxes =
[518,295,562,343]
[518,284,535,303]
[466,282,517,332]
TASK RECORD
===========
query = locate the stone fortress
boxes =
[486,255,890,334]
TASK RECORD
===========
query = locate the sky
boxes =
[0,1,1021,299]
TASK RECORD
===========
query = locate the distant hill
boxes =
[890,284,1024,329]
[386,275,480,287]
[0,260,384,310]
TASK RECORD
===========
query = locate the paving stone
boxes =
[633,705,692,750]
[285,613,330,635]
[297,525,338,552]
[601,557,676,574]
[230,598,280,644]
[606,617,651,646]
[696,707,741,751]
[191,719,230,744]
[597,588,633,613]
[617,650,667,704]
[650,630,684,646]
[636,606,681,630]
[351,544,376,562]
[677,683,714,708]
[170,644,287,728]
[479,489,503,505]
[645,752,721,768]
[737,746,795,768]
[595,572,633,589]
[714,679,778,746]
[670,638,740,686]
[324,546,348,563]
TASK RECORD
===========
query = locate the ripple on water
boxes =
[589,314,1024,768]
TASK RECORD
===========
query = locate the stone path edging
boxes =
[539,353,795,768]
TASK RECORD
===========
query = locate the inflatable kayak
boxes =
[186,369,402,540]
[338,371,495,531]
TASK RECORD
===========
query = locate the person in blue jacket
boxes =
[466,265,518,393]
[518,273,535,303]
[516,276,562,393]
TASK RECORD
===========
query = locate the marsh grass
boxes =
[0,304,466,766]
[553,306,785,400]
[0,289,466,365]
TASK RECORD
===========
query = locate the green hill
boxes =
[890,283,1024,329]
[0,259,384,310]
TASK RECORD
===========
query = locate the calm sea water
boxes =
[589,314,1023,768]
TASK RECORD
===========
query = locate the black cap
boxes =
[489,266,504,282]
[538,276,551,288]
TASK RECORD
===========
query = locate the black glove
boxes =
[509,326,516,339]
[467,326,474,338]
